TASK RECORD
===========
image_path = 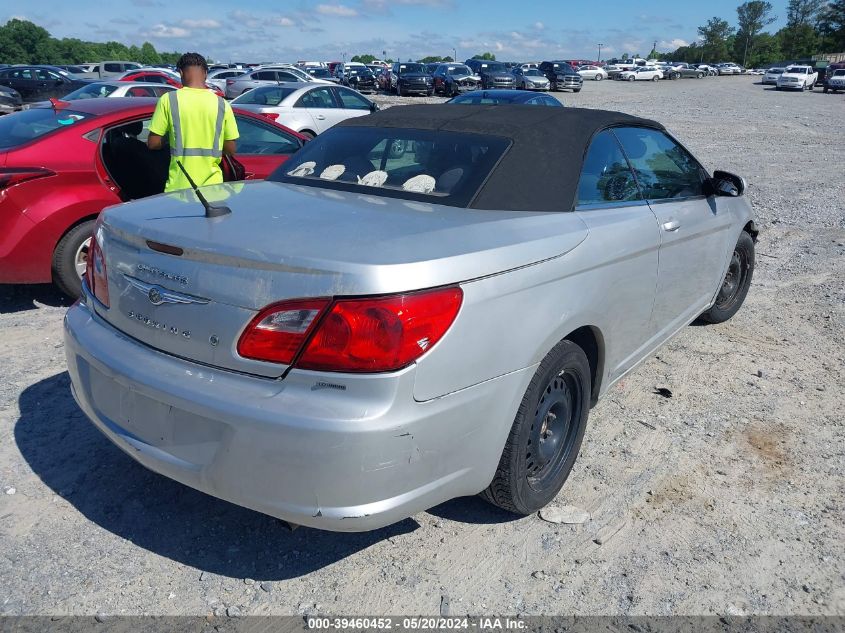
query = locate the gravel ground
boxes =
[1,75,843,617]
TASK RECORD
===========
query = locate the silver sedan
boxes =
[65,105,756,532]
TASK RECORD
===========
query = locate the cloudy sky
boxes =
[4,0,789,62]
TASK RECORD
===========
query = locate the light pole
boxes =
[597,43,603,62]
[453,48,457,62]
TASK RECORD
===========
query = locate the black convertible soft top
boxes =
[339,104,665,212]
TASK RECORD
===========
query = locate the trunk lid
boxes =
[95,180,588,375]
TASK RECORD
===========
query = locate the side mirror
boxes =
[709,170,746,197]
[370,102,379,113]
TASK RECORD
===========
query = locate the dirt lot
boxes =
[1,76,843,617]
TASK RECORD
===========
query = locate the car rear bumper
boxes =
[64,298,533,532]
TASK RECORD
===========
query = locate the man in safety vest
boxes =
[147,52,239,192]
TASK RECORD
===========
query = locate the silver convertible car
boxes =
[65,105,757,531]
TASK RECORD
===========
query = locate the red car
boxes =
[120,70,225,98]
[0,98,305,298]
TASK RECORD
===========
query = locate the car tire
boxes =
[700,231,755,324]
[481,339,591,515]
[823,86,829,93]
[652,75,660,82]
[52,219,96,299]
[300,130,315,140]
[596,74,603,81]
[627,76,635,82]
[697,73,704,78]
[573,88,581,93]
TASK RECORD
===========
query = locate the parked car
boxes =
[823,68,845,93]
[390,62,434,96]
[538,61,583,92]
[119,69,225,98]
[693,63,718,76]
[618,66,663,82]
[375,67,392,92]
[24,81,175,108]
[225,68,307,99]
[56,65,88,75]
[425,62,440,75]
[232,83,376,138]
[0,66,95,102]
[432,64,482,96]
[577,65,608,81]
[0,85,22,114]
[776,65,818,91]
[762,67,785,85]
[466,60,517,90]
[207,68,247,94]
[78,61,142,80]
[337,67,376,93]
[259,65,329,84]
[656,63,683,80]
[672,63,707,78]
[511,67,551,90]
[0,98,305,297]
[716,63,742,75]
[307,67,338,83]
[446,89,561,106]
[63,104,757,532]
[821,61,845,90]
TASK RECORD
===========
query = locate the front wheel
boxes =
[595,74,603,81]
[627,76,635,82]
[52,219,96,299]
[481,340,591,515]
[652,75,660,82]
[700,231,755,324]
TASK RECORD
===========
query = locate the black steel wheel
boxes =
[700,231,755,324]
[481,340,591,515]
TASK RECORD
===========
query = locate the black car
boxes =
[391,62,434,96]
[465,60,516,89]
[0,65,95,102]
[425,62,440,75]
[339,68,377,93]
[446,89,562,106]
[0,84,23,114]
[538,61,583,92]
[307,67,339,83]
[431,64,481,96]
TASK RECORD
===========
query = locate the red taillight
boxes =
[260,112,280,121]
[84,231,110,307]
[299,287,462,372]
[238,287,463,372]
[238,299,331,364]
[226,79,235,85]
[0,167,55,191]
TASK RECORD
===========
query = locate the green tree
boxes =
[819,0,845,50]
[780,0,825,58]
[746,31,782,66]
[472,52,496,60]
[139,42,161,65]
[698,17,736,62]
[351,53,376,64]
[0,19,54,63]
[735,1,777,66]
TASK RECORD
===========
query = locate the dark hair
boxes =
[177,52,208,72]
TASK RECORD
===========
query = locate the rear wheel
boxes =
[652,75,660,82]
[300,130,315,140]
[481,340,591,515]
[627,76,635,82]
[52,219,96,299]
[700,231,755,324]
[595,74,603,81]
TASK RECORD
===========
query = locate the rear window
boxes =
[64,83,119,100]
[269,126,510,208]
[0,108,92,149]
[233,86,298,105]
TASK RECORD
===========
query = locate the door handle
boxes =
[662,220,681,232]
[315,114,326,120]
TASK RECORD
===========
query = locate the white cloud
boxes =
[144,23,190,38]
[180,18,221,29]
[316,4,358,17]
[272,16,296,27]
[534,21,544,30]
[658,38,690,50]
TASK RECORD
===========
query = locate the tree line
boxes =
[0,19,184,66]
[670,0,845,66]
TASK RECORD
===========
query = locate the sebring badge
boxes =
[123,274,210,306]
